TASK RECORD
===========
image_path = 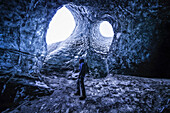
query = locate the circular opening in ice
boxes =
[46,6,76,45]
[99,21,114,37]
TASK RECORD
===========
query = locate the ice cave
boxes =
[0,0,169,112]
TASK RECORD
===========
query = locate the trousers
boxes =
[76,75,86,96]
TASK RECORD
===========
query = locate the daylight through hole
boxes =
[46,6,76,45]
[99,21,114,37]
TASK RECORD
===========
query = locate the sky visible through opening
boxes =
[46,6,76,45]
[99,21,114,37]
[46,6,114,45]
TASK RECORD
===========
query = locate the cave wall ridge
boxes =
[0,0,169,111]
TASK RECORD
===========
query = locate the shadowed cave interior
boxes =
[0,0,170,112]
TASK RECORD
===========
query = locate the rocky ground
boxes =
[3,74,170,113]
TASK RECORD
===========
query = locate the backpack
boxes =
[84,62,89,74]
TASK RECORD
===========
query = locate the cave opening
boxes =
[46,5,76,45]
[99,21,114,37]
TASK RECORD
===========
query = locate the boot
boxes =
[74,91,80,96]
[79,95,86,100]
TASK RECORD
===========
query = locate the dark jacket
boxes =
[79,62,85,77]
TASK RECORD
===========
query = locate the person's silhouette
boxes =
[74,58,86,100]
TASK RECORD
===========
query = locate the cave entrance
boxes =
[46,6,76,45]
[99,21,114,37]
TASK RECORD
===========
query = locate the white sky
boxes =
[99,21,114,37]
[46,6,76,45]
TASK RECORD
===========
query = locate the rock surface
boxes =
[0,0,169,112]
[41,0,170,78]
[0,73,53,112]
[0,0,169,77]
[3,74,170,113]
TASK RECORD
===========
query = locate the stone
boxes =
[0,0,169,112]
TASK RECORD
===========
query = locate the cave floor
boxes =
[6,74,170,113]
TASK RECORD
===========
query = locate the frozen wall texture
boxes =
[42,0,170,78]
[0,0,169,111]
[107,1,170,77]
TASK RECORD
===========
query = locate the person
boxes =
[74,58,86,100]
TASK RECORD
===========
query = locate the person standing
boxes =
[74,58,86,100]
